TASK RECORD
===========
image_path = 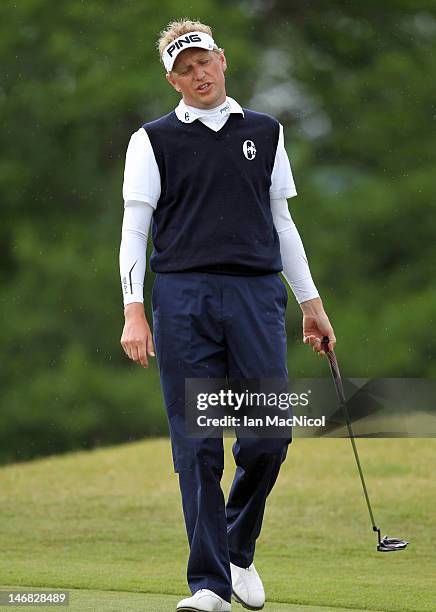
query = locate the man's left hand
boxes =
[300,297,336,356]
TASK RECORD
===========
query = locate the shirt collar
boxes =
[175,96,244,124]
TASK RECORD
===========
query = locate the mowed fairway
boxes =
[0,438,434,611]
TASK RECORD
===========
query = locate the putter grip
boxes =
[322,336,340,378]
[322,336,330,352]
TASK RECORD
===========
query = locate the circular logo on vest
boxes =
[243,140,256,160]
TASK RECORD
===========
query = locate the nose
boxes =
[193,63,206,81]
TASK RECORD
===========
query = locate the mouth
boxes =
[196,82,212,93]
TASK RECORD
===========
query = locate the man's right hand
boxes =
[120,302,155,368]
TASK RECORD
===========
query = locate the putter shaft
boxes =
[321,337,408,552]
[321,337,383,545]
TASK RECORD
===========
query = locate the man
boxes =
[120,19,335,612]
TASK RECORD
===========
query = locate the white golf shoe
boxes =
[230,562,265,610]
[176,588,231,611]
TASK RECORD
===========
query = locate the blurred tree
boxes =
[0,0,259,463]
[246,1,436,377]
[0,0,435,463]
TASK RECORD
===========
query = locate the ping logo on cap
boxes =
[163,31,217,72]
[167,33,202,58]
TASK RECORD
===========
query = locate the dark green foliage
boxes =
[1,1,435,463]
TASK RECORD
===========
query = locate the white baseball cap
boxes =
[162,31,217,72]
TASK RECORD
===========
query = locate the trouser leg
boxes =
[178,437,230,599]
[222,274,292,567]
[226,437,290,567]
[152,273,231,601]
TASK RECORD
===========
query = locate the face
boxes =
[166,47,227,109]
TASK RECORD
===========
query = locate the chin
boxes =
[198,93,223,107]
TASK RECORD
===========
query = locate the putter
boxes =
[321,337,409,552]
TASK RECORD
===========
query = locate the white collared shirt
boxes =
[122,96,297,207]
[174,96,244,130]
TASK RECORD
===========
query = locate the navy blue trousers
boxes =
[152,272,291,602]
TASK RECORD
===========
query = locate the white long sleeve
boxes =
[271,197,319,304]
[119,200,153,306]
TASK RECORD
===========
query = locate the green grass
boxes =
[0,438,434,611]
[0,589,372,612]
[0,588,372,612]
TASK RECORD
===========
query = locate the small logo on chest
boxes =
[243,140,256,160]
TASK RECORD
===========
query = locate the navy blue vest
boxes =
[143,109,282,275]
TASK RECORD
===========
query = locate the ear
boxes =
[220,50,227,73]
[166,72,181,93]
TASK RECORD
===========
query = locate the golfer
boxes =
[119,19,335,612]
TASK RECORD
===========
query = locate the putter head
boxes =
[377,535,409,552]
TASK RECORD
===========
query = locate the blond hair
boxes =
[157,18,221,65]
